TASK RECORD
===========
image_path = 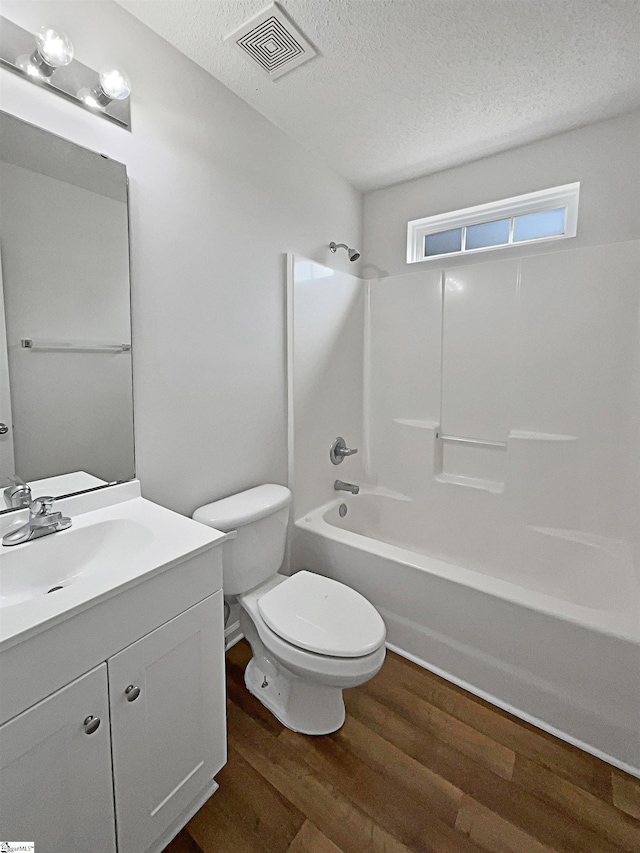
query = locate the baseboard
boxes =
[225,621,243,651]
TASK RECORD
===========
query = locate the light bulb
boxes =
[16,54,44,78]
[35,26,74,68]
[99,65,131,101]
[77,87,99,108]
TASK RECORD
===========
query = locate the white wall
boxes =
[0,0,362,515]
[363,110,640,277]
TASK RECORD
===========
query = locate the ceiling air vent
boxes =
[225,2,317,80]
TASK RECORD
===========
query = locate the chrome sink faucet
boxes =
[334,480,360,495]
[2,496,72,546]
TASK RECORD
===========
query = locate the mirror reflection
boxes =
[0,112,134,510]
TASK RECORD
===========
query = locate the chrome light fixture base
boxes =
[0,17,131,130]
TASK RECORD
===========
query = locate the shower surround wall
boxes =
[366,243,640,575]
[360,108,640,572]
[291,241,640,590]
[287,256,366,521]
[289,241,639,772]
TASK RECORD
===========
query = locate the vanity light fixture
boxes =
[80,65,131,108]
[89,65,132,106]
[33,26,74,75]
[0,16,132,130]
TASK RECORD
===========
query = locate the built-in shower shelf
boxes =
[509,430,576,442]
[432,424,506,492]
[369,486,413,501]
[435,473,504,494]
[436,432,507,449]
[528,526,630,555]
[389,421,576,495]
[393,418,440,430]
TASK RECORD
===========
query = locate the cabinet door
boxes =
[109,590,226,853]
[0,664,116,853]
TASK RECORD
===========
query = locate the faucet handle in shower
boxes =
[330,437,358,465]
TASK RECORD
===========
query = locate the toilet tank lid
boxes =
[192,484,291,532]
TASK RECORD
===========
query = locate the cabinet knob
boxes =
[125,684,141,702]
[83,715,101,735]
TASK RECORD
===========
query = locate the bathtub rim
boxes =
[295,494,640,645]
[294,510,640,779]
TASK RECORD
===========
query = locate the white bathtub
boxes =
[294,492,640,776]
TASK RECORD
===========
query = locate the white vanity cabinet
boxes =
[109,591,226,853]
[0,665,117,853]
[0,590,226,853]
[0,483,229,853]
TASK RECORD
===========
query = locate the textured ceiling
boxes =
[116,0,640,191]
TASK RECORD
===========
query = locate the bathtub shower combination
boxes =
[287,243,640,777]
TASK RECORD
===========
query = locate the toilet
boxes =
[193,484,386,735]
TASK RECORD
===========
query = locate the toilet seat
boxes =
[238,572,387,731]
[257,570,386,658]
[239,581,385,688]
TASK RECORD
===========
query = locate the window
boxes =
[407,183,580,264]
[424,228,462,256]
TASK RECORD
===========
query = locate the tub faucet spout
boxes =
[334,480,359,495]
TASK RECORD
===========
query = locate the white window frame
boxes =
[406,182,580,264]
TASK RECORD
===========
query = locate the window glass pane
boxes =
[424,228,462,256]
[465,218,510,250]
[513,207,566,242]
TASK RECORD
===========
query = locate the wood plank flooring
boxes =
[163,640,640,853]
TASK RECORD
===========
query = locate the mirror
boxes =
[0,112,134,511]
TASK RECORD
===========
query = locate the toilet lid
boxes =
[257,571,385,657]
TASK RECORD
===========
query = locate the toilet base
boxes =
[244,656,346,735]
[239,604,347,735]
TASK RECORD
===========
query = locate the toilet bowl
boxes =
[239,571,386,733]
[193,485,386,734]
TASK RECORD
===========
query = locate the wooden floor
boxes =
[164,640,640,853]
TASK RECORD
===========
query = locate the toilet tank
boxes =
[192,484,291,595]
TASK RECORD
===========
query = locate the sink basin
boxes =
[0,519,154,608]
[0,480,227,650]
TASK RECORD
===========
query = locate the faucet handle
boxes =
[330,437,359,465]
[30,496,55,516]
[8,474,27,487]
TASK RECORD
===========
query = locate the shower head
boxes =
[330,241,360,262]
